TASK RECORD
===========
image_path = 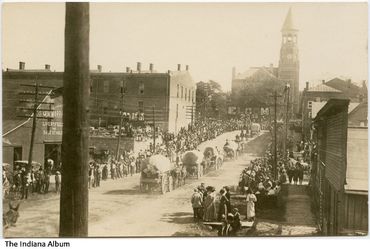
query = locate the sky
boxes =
[2,2,368,91]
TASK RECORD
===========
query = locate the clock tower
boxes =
[278,8,300,114]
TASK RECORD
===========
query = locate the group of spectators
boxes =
[191,183,257,236]
[239,152,283,197]
[88,151,145,189]
[2,159,61,200]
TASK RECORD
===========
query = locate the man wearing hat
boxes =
[191,188,203,221]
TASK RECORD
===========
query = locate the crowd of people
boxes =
[190,183,257,236]
[2,159,61,200]
[239,154,283,197]
[238,139,313,208]
[3,118,246,201]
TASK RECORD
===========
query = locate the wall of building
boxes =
[89,73,170,130]
[348,103,368,127]
[168,71,195,134]
[3,69,195,133]
[301,90,345,139]
[90,136,134,155]
[314,100,349,235]
[343,193,368,234]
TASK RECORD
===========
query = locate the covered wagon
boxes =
[182,150,204,179]
[223,141,238,160]
[140,155,175,194]
[251,123,261,136]
[203,146,223,170]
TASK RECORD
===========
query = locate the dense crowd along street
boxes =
[3,117,319,237]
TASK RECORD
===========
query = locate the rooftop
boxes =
[307,84,341,93]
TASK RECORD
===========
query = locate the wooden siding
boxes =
[325,112,347,191]
[343,194,368,233]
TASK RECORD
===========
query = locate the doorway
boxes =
[44,143,61,171]
[13,146,22,165]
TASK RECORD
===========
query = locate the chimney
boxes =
[305,81,309,90]
[137,62,141,72]
[322,80,325,84]
[97,65,102,72]
[45,64,50,70]
[232,67,236,80]
[168,70,171,74]
[19,61,25,70]
[126,67,130,73]
[269,63,273,73]
[177,64,181,71]
[186,65,189,71]
[149,63,154,72]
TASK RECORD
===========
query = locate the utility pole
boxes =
[115,82,125,161]
[18,82,54,172]
[59,2,90,237]
[152,106,156,153]
[28,83,38,169]
[270,90,282,181]
[284,84,291,161]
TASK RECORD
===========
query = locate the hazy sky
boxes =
[2,2,368,91]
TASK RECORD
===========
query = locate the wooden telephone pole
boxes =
[59,2,90,237]
[115,82,125,161]
[152,106,156,153]
[18,82,54,172]
[284,84,291,161]
[270,90,282,181]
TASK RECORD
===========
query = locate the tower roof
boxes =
[281,8,297,31]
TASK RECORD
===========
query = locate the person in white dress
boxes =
[246,188,257,221]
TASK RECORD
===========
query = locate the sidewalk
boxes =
[279,184,318,236]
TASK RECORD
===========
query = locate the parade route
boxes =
[4,131,319,237]
[4,131,261,237]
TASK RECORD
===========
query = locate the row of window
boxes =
[92,80,196,102]
[94,100,144,114]
[91,79,139,95]
[177,84,194,102]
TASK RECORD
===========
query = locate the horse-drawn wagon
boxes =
[223,141,238,160]
[139,155,175,194]
[182,150,205,179]
[203,146,223,171]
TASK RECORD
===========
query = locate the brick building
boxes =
[2,62,196,167]
[3,62,196,133]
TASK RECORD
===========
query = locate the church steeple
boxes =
[281,7,297,31]
[278,8,300,113]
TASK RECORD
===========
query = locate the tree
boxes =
[196,80,228,119]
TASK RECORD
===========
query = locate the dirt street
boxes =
[4,131,265,237]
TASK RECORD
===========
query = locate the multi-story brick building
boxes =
[3,62,195,133]
[2,62,196,167]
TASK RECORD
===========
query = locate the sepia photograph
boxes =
[1,1,368,239]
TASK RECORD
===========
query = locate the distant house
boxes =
[312,99,368,235]
[300,78,367,140]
